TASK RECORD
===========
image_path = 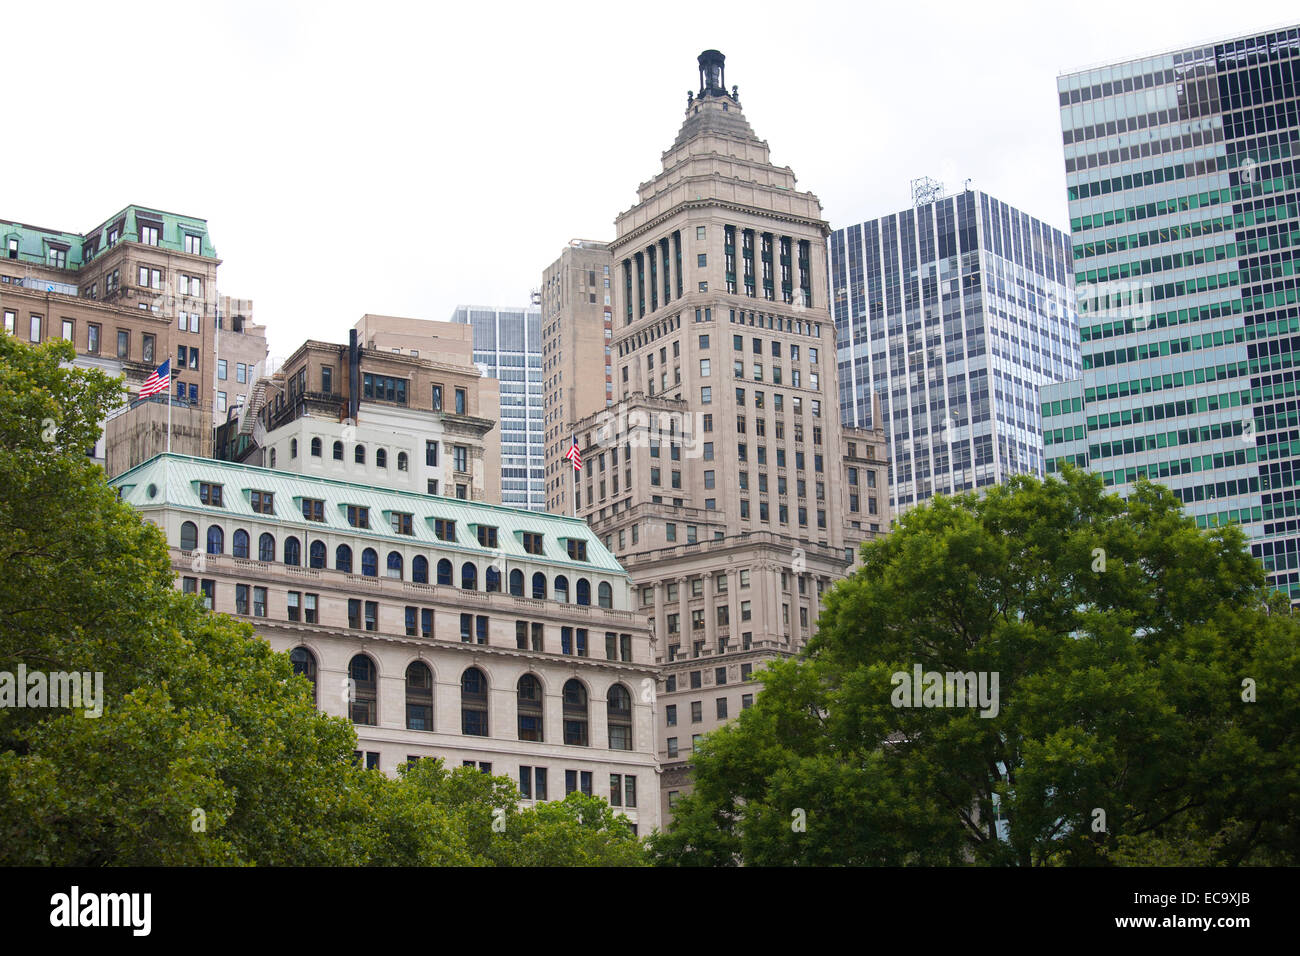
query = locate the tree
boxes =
[0,336,648,866]
[650,468,1300,866]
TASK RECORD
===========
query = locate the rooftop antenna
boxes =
[911,176,945,208]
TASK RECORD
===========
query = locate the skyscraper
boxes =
[541,241,614,515]
[1042,25,1300,596]
[830,189,1082,516]
[452,305,546,511]
[567,50,889,820]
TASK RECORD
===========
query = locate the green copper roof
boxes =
[111,453,628,577]
[1,204,216,272]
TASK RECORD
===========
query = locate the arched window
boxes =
[284,536,301,566]
[554,575,569,603]
[386,551,403,579]
[598,581,613,609]
[311,437,322,457]
[485,566,501,593]
[333,440,343,461]
[376,448,387,469]
[361,548,378,577]
[206,525,224,554]
[436,558,453,586]
[509,569,524,597]
[562,679,589,746]
[461,668,488,736]
[517,675,544,741]
[290,438,298,458]
[608,684,633,750]
[348,654,377,725]
[532,572,547,600]
[232,529,250,558]
[397,452,408,472]
[180,521,198,551]
[258,533,275,562]
[290,647,318,703]
[461,562,477,590]
[576,578,592,606]
[355,445,366,465]
[335,544,353,573]
[269,449,277,468]
[413,555,429,584]
[406,661,433,731]
[309,540,326,569]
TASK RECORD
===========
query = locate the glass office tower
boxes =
[1042,26,1300,597]
[451,305,546,511]
[831,189,1081,515]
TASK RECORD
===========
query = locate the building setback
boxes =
[831,189,1081,516]
[1042,25,1300,597]
[451,305,547,511]
[566,50,890,822]
[110,453,660,834]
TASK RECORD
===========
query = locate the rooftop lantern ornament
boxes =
[697,49,726,98]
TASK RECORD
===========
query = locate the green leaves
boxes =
[653,467,1299,866]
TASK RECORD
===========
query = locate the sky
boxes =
[4,0,1297,358]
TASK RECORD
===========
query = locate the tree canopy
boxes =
[650,468,1300,866]
[0,335,647,866]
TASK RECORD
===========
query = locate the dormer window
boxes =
[198,482,223,507]
[476,525,498,548]
[522,532,543,555]
[434,518,456,542]
[566,539,588,561]
[250,490,275,514]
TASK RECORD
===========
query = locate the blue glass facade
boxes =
[831,190,1081,514]
[1043,26,1300,597]
[451,305,545,511]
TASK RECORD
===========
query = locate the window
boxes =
[332,440,344,461]
[205,525,224,554]
[666,704,678,726]
[716,697,729,719]
[453,445,468,473]
[691,700,703,722]
[290,647,318,701]
[700,386,712,404]
[391,511,413,535]
[198,482,223,507]
[406,662,434,731]
[532,571,547,600]
[299,497,324,522]
[517,674,544,741]
[431,384,443,411]
[461,668,489,736]
[742,693,754,710]
[477,525,498,548]
[426,440,440,467]
[562,680,589,746]
[361,548,378,577]
[434,518,456,542]
[347,505,369,529]
[387,551,404,579]
[355,445,366,465]
[608,684,633,750]
[667,738,678,758]
[349,655,377,725]
[184,234,202,255]
[362,373,409,404]
[522,531,543,555]
[335,544,353,573]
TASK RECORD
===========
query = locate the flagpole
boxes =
[167,379,172,454]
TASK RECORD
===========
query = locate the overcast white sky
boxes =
[5,0,1296,357]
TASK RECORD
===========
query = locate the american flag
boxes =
[139,358,170,398]
[565,435,582,471]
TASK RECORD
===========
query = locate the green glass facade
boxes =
[1043,26,1300,596]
